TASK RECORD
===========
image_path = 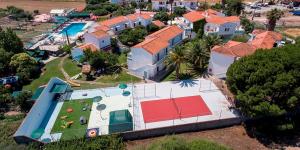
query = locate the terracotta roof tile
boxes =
[100,16,128,27]
[183,11,205,23]
[152,20,165,27]
[206,16,239,24]
[250,30,282,49]
[133,25,183,54]
[79,43,98,52]
[90,30,109,39]
[212,41,257,57]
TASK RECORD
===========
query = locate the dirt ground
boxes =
[0,0,85,13]
[284,28,300,38]
[126,125,269,150]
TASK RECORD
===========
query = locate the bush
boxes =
[231,34,249,42]
[118,27,148,46]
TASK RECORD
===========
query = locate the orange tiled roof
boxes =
[133,25,183,54]
[79,43,98,52]
[250,30,282,49]
[90,30,109,39]
[183,11,205,23]
[206,16,239,25]
[95,25,110,32]
[152,20,165,27]
[212,41,257,57]
[100,16,128,27]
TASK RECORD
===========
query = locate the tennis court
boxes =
[141,96,212,123]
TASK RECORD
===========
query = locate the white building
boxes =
[181,9,241,39]
[83,29,111,50]
[208,30,283,78]
[95,13,152,34]
[152,0,198,11]
[128,25,184,79]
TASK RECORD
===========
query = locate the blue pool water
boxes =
[60,23,86,37]
[39,100,58,129]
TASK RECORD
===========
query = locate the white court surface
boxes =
[69,86,133,135]
[132,78,239,131]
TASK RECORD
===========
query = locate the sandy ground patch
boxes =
[126,125,268,150]
[0,0,85,13]
[284,28,300,38]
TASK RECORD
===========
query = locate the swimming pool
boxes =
[60,23,86,37]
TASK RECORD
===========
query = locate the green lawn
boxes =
[162,63,189,82]
[96,70,141,84]
[63,58,81,77]
[23,58,64,92]
[51,99,93,140]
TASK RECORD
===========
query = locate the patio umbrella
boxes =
[31,128,44,139]
[119,83,127,90]
[93,96,102,102]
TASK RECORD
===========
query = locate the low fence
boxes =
[121,117,242,141]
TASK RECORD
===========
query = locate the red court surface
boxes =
[141,96,212,123]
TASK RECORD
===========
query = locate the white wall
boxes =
[205,22,238,36]
[84,33,111,49]
[208,52,236,78]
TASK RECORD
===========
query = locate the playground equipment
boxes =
[67,79,80,87]
[61,120,74,129]
[67,108,73,113]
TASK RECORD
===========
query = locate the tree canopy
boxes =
[0,28,24,54]
[227,42,300,118]
[153,11,170,23]
[118,26,148,46]
[267,8,284,31]
[240,16,255,34]
[224,0,244,16]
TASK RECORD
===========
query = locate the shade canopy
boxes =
[93,96,102,102]
[119,83,127,89]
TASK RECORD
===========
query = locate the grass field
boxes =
[0,0,85,13]
[63,58,81,77]
[162,63,189,81]
[96,70,141,84]
[51,99,93,140]
[23,58,64,92]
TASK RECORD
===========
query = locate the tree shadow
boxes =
[244,115,300,148]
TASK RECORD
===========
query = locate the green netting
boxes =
[68,12,90,18]
[31,86,45,100]
[50,84,68,93]
[109,109,133,134]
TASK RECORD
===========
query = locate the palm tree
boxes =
[267,8,284,31]
[164,46,186,79]
[203,35,222,51]
[185,40,210,76]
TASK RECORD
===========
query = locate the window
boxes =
[125,24,128,28]
[165,48,168,54]
[133,23,136,27]
[225,28,230,32]
[157,53,160,61]
[156,67,159,72]
[159,2,163,5]
[102,40,104,43]
[115,27,118,31]
[180,2,182,5]
[138,22,141,25]
[190,2,193,5]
